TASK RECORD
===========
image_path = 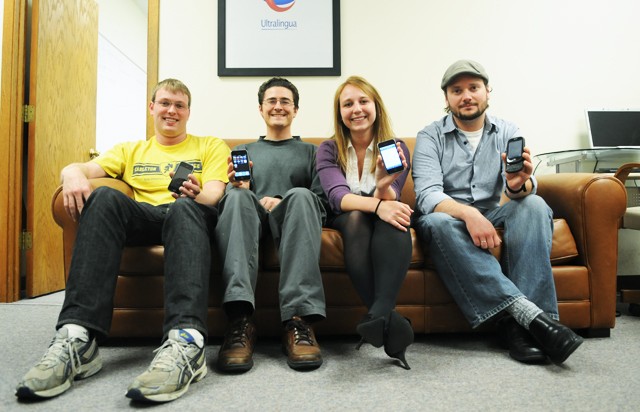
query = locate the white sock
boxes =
[506,298,543,330]
[174,328,204,348]
[63,323,89,342]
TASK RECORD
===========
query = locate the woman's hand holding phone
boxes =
[375,141,407,191]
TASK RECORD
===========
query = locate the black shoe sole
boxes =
[509,351,548,364]
[286,358,323,371]
[216,359,254,373]
[549,336,584,364]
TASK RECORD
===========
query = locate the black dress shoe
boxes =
[499,316,547,364]
[383,311,414,370]
[528,313,584,364]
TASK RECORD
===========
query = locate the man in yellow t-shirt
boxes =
[16,79,229,404]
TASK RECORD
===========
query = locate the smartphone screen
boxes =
[505,137,525,173]
[506,137,524,162]
[378,139,405,174]
[168,161,194,194]
[231,150,251,181]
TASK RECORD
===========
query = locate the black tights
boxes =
[332,211,412,318]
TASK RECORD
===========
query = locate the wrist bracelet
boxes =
[505,183,526,194]
[374,199,383,215]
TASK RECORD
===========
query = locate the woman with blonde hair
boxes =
[316,76,414,369]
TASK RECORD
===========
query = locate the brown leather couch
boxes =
[51,138,628,338]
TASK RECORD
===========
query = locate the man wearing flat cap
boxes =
[411,59,583,365]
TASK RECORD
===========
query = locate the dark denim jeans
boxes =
[57,186,218,340]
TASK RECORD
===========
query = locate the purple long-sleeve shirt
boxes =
[316,139,411,215]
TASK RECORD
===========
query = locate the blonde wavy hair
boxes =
[332,76,395,173]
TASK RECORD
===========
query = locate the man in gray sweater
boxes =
[214,77,328,372]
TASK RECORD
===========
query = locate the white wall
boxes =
[158,0,640,155]
[95,0,147,152]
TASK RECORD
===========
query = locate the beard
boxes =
[451,102,489,121]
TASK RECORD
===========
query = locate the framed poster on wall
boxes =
[218,0,341,76]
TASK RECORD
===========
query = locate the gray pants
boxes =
[215,187,326,322]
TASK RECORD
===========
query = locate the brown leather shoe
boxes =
[282,316,322,370]
[217,316,256,372]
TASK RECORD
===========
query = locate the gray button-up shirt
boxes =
[412,113,536,216]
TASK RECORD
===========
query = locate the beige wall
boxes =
[158,0,640,155]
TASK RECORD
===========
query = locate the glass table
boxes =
[534,148,640,176]
[534,148,640,208]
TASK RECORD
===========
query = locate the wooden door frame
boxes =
[146,0,159,139]
[0,0,27,302]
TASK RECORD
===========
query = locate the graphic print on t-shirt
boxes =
[132,160,203,179]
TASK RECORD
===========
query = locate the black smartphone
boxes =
[377,139,405,175]
[231,149,251,181]
[168,161,194,194]
[505,137,525,173]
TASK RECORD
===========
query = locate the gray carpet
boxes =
[1,292,639,411]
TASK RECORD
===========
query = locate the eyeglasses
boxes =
[155,100,189,111]
[262,98,294,108]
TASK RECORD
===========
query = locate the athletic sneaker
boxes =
[15,327,102,399]
[125,329,207,403]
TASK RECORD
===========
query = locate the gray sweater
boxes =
[236,136,328,213]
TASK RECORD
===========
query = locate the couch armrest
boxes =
[52,178,134,228]
[536,173,627,328]
[51,178,134,280]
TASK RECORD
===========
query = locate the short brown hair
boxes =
[151,78,192,107]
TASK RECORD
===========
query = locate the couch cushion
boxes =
[550,218,579,264]
[623,206,640,229]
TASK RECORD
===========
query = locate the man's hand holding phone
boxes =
[502,137,533,195]
[227,152,252,189]
[168,161,201,199]
[169,172,201,199]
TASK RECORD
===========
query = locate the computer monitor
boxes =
[585,109,640,148]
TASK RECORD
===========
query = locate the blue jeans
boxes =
[414,195,558,328]
[57,186,218,340]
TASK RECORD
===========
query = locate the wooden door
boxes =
[0,0,27,302]
[25,0,98,297]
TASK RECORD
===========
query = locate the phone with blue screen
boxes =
[377,139,404,174]
[231,150,251,181]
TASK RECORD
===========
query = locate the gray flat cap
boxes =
[441,59,489,90]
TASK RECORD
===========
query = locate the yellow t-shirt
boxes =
[93,134,230,206]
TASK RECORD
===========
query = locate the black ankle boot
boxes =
[498,316,547,364]
[355,315,385,349]
[383,311,414,370]
[528,313,583,364]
